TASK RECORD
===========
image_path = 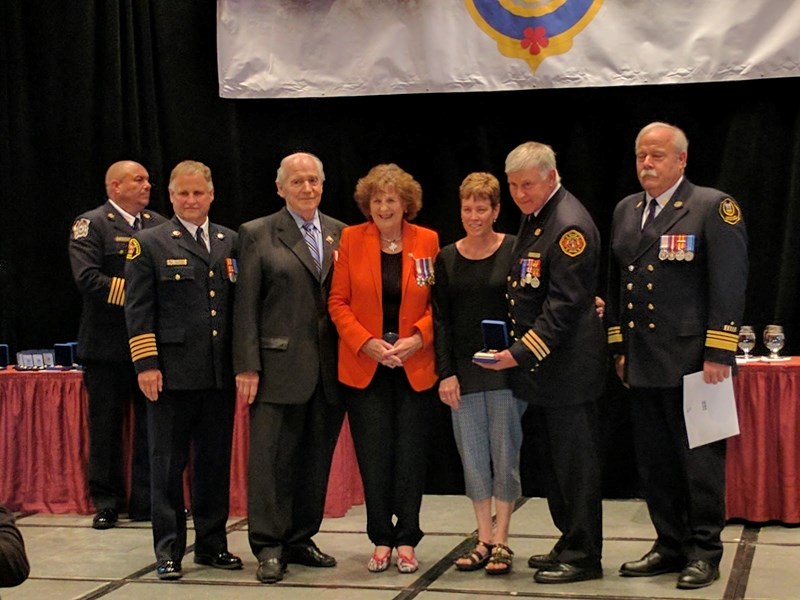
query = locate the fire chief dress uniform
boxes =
[69,201,165,520]
[506,185,606,573]
[124,217,238,567]
[606,178,748,571]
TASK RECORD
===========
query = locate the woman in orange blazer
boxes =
[329,163,439,575]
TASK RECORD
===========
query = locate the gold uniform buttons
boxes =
[627,265,635,272]
[174,274,181,281]
[628,321,635,329]
[212,329,219,337]
[647,303,654,311]
[210,309,217,317]
[627,302,633,310]
[209,270,214,277]
[647,264,655,272]
[646,283,654,290]
[648,323,656,330]
[626,283,634,291]
[209,290,216,298]
[510,299,515,306]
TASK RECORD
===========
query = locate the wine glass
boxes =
[737,325,756,360]
[763,324,785,360]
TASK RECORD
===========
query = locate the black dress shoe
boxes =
[194,551,243,570]
[156,559,182,580]
[256,557,286,584]
[676,559,720,589]
[534,562,603,584]
[287,544,336,567]
[92,508,118,530]
[619,550,685,577]
[528,549,558,569]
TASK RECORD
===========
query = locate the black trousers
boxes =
[247,385,345,560]
[83,359,150,516]
[345,366,435,548]
[529,401,603,567]
[147,387,235,562]
[629,386,726,566]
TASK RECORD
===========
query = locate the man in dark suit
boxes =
[69,160,165,529]
[607,122,748,590]
[233,151,346,584]
[480,141,606,584]
[125,160,242,580]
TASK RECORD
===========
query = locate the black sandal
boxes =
[485,543,514,575]
[454,540,494,571]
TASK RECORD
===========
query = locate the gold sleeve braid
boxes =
[705,329,738,352]
[107,276,125,306]
[129,333,158,362]
[607,325,623,345]
[521,330,550,361]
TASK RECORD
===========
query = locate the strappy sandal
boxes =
[367,547,392,573]
[396,552,419,574]
[485,543,514,576]
[454,540,494,571]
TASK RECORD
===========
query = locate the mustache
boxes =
[639,169,658,178]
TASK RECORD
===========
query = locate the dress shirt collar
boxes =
[286,207,321,232]
[108,198,138,228]
[176,215,209,241]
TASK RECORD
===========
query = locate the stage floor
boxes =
[6,496,800,599]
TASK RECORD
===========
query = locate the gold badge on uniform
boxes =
[126,238,141,260]
[719,198,742,225]
[559,229,586,257]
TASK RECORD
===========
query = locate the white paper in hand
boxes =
[682,371,740,449]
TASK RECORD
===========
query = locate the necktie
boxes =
[133,216,142,231]
[303,222,321,273]
[195,227,208,252]
[642,198,658,230]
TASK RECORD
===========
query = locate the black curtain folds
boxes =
[2,1,799,496]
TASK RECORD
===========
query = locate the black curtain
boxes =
[3,1,799,496]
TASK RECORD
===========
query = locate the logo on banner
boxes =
[465,0,604,73]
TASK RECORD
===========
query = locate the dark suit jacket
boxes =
[606,178,748,388]
[0,504,29,588]
[124,217,238,390]
[506,186,606,406]
[328,221,439,392]
[232,207,345,404]
[69,201,166,361]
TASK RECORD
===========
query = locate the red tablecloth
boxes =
[0,368,364,517]
[726,357,800,523]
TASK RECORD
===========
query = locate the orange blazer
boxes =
[328,221,439,391]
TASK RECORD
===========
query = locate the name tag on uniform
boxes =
[166,258,189,266]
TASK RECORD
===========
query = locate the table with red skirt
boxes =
[3,362,799,523]
[0,367,364,517]
[726,356,800,523]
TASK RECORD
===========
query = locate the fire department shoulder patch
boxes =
[126,238,141,260]
[719,197,742,225]
[559,229,586,257]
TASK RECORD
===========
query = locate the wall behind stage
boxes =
[2,1,799,497]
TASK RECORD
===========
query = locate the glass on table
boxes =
[737,325,756,360]
[763,324,785,360]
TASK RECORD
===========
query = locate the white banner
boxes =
[217,0,800,99]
